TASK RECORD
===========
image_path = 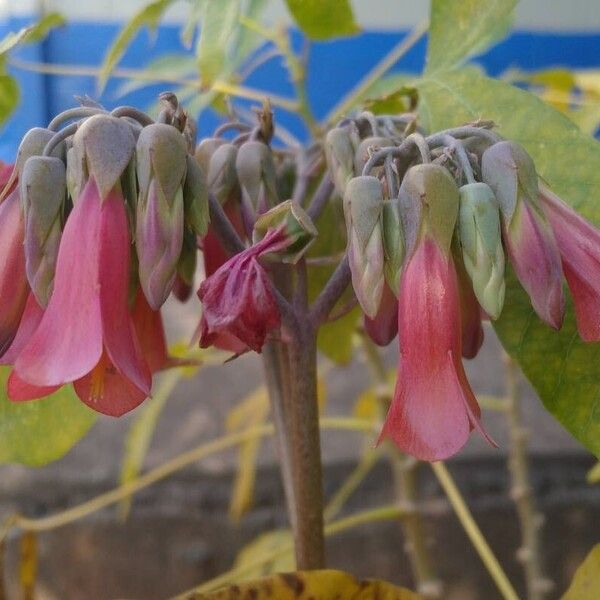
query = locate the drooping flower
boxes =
[455,250,484,359]
[539,185,600,341]
[198,228,290,353]
[10,179,152,416]
[379,164,492,461]
[482,141,564,328]
[364,282,398,346]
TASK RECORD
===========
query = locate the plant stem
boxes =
[309,255,352,325]
[287,320,325,569]
[431,462,520,600]
[324,21,429,126]
[360,335,442,599]
[504,355,552,600]
[307,174,335,221]
[262,341,298,533]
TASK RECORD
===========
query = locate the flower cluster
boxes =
[326,116,600,460]
[0,96,207,415]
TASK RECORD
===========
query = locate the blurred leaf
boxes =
[21,12,66,43]
[0,367,96,466]
[562,544,600,599]
[353,388,380,421]
[118,369,183,519]
[586,462,600,484]
[234,529,294,578]
[426,0,517,72]
[114,53,198,98]
[363,86,418,115]
[194,569,422,599]
[417,67,600,457]
[308,199,359,364]
[98,0,176,91]
[226,385,270,521]
[284,0,359,41]
[0,71,19,126]
[197,0,240,86]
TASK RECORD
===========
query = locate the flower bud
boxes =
[343,176,385,318]
[173,228,198,302]
[399,164,459,257]
[381,199,404,296]
[20,156,66,306]
[194,137,225,172]
[207,143,239,205]
[253,199,317,263]
[458,182,505,319]
[183,155,209,237]
[72,114,136,199]
[325,125,359,196]
[482,141,564,328]
[353,136,393,174]
[136,124,188,309]
[236,141,279,213]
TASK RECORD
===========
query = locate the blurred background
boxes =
[0,1,599,599]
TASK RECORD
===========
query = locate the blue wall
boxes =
[1,16,600,160]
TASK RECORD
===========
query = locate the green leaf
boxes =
[98,0,176,91]
[0,70,19,126]
[562,544,600,599]
[416,67,600,457]
[0,12,65,56]
[426,0,517,73]
[308,199,359,364]
[0,367,96,466]
[284,0,360,41]
[363,85,418,115]
[197,0,240,86]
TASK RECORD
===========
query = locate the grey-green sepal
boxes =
[324,124,359,196]
[183,155,209,237]
[236,141,279,213]
[207,143,239,205]
[381,199,404,297]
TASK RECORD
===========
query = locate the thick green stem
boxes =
[504,355,553,600]
[287,323,325,569]
[360,334,442,598]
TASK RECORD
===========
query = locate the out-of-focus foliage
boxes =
[284,0,359,40]
[562,544,600,599]
[0,367,96,466]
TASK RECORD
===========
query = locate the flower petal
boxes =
[0,293,44,365]
[14,179,103,385]
[0,188,28,356]
[364,283,398,346]
[99,189,151,396]
[131,290,167,373]
[7,369,60,401]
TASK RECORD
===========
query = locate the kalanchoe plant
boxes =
[2,89,600,585]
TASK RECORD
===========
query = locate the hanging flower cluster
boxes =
[325,115,600,460]
[2,93,599,462]
[0,95,208,416]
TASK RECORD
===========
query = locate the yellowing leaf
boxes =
[234,530,294,578]
[562,544,600,600]
[192,569,422,599]
[19,532,37,600]
[353,388,380,421]
[363,86,418,115]
[226,386,270,521]
[586,462,600,484]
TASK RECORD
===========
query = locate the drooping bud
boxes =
[343,176,385,318]
[324,125,359,196]
[135,123,188,309]
[183,155,209,237]
[353,136,393,174]
[482,141,564,328]
[381,199,404,296]
[399,163,459,257]
[364,282,398,346]
[173,228,198,302]
[20,156,66,306]
[207,143,239,205]
[458,182,505,319]
[236,141,279,213]
[253,200,317,263]
[72,114,136,199]
[194,137,225,172]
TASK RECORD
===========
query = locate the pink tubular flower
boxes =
[379,237,492,461]
[9,178,152,416]
[540,185,600,341]
[0,166,28,356]
[455,255,484,359]
[198,228,289,353]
